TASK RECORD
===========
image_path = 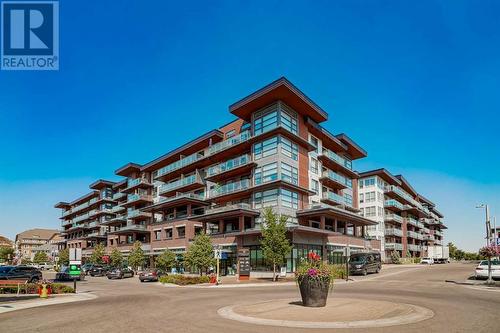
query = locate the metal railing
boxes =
[159,174,202,194]
[385,228,403,237]
[384,200,404,210]
[321,149,352,170]
[384,214,403,223]
[207,154,251,177]
[208,179,251,198]
[321,170,352,188]
[208,131,251,155]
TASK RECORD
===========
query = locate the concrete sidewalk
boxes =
[0,292,97,314]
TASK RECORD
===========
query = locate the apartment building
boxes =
[56,77,385,274]
[358,169,446,261]
[55,180,119,257]
[14,228,59,261]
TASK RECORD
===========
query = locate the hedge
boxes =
[0,283,75,294]
[159,275,210,285]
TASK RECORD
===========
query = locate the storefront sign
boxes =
[238,248,250,276]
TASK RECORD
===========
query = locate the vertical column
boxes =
[320,216,326,230]
[219,219,224,234]
[239,216,244,231]
[334,219,338,232]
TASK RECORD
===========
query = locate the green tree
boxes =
[89,243,105,265]
[260,207,292,281]
[0,247,14,263]
[155,248,177,273]
[184,233,215,275]
[110,247,124,268]
[33,251,49,263]
[447,242,458,259]
[58,248,69,266]
[390,251,401,264]
[128,241,146,271]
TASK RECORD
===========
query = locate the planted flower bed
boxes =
[0,282,75,294]
[159,275,210,286]
[295,252,345,307]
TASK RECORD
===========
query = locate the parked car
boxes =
[89,265,109,277]
[0,265,42,282]
[55,266,85,281]
[139,269,165,282]
[421,257,435,265]
[474,260,500,280]
[82,263,93,275]
[106,267,134,279]
[349,252,381,276]
[36,262,53,270]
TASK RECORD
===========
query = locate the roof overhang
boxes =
[112,179,127,189]
[230,77,328,123]
[305,117,347,152]
[115,163,142,177]
[335,133,368,159]
[417,194,435,207]
[54,202,70,209]
[69,191,100,206]
[359,168,401,186]
[395,175,418,197]
[296,205,377,227]
[89,179,116,190]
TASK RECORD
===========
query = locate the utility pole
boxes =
[476,204,491,246]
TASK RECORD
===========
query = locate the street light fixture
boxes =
[476,204,491,246]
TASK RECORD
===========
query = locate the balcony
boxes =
[73,211,95,223]
[62,197,98,217]
[407,230,419,239]
[408,244,422,252]
[112,192,126,200]
[206,154,254,182]
[159,173,204,197]
[318,149,357,178]
[123,178,152,193]
[385,243,403,251]
[122,194,153,207]
[320,170,351,190]
[203,203,257,216]
[208,179,251,199]
[385,228,403,237]
[208,131,251,156]
[424,234,436,241]
[406,218,418,227]
[111,205,125,213]
[155,152,205,180]
[384,200,404,211]
[434,230,443,237]
[126,209,152,220]
[321,191,351,207]
[115,223,148,233]
[384,214,403,224]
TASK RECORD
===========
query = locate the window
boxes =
[154,230,161,240]
[281,163,298,185]
[344,193,353,206]
[254,189,279,209]
[310,180,319,194]
[365,206,376,217]
[364,178,375,187]
[176,227,185,238]
[225,129,236,138]
[360,207,365,216]
[280,137,298,160]
[365,191,376,203]
[310,158,319,174]
[254,105,278,135]
[165,228,173,239]
[254,162,278,185]
[359,193,364,203]
[253,137,278,160]
[281,189,299,209]
[280,105,298,134]
[309,136,319,153]
[377,178,385,189]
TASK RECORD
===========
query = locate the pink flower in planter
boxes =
[307,268,319,276]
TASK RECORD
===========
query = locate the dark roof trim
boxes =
[335,133,368,159]
[306,117,347,150]
[112,179,127,189]
[115,163,142,176]
[395,175,418,197]
[140,129,224,172]
[359,168,401,186]
[69,191,100,206]
[89,179,116,190]
[54,202,70,209]
[417,194,435,207]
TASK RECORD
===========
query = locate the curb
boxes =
[0,292,97,314]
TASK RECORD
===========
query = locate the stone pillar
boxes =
[219,219,224,234]
[320,216,326,230]
[187,204,192,217]
[239,216,244,231]
[334,219,338,232]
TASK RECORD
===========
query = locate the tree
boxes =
[89,243,105,265]
[155,248,177,273]
[390,251,401,264]
[128,241,146,271]
[33,251,49,263]
[184,233,215,275]
[0,247,14,263]
[260,207,292,281]
[110,247,124,268]
[58,248,69,266]
[479,245,500,285]
[448,242,458,259]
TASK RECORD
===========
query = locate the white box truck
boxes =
[427,245,450,263]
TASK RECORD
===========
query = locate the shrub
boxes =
[0,283,75,294]
[159,275,210,285]
[390,251,401,264]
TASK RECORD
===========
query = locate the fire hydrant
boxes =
[38,284,50,299]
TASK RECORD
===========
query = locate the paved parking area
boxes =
[1,263,498,332]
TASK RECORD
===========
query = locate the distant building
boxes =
[32,233,65,262]
[15,229,59,261]
[0,235,14,248]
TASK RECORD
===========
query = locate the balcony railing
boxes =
[208,131,251,155]
[384,200,404,210]
[112,192,126,200]
[155,152,205,179]
[321,191,352,207]
[127,194,153,203]
[321,170,352,188]
[111,205,125,213]
[406,218,418,227]
[384,214,403,223]
[159,174,202,194]
[321,149,352,170]
[62,197,98,217]
[385,243,403,251]
[126,178,151,189]
[126,210,152,219]
[117,223,147,232]
[205,203,254,215]
[159,192,205,203]
[385,228,403,237]
[208,179,251,198]
[207,154,251,177]
[408,244,422,252]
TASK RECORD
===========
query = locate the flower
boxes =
[307,251,321,261]
[307,268,318,276]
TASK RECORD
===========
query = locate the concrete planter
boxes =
[298,276,330,307]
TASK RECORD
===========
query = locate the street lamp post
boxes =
[476,204,491,246]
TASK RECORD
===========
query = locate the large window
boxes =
[254,105,278,135]
[310,157,319,174]
[281,163,298,185]
[254,163,278,185]
[310,180,319,194]
[254,189,279,209]
[253,137,278,160]
[281,189,299,209]
[281,137,298,160]
[280,105,298,134]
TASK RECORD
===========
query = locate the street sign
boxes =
[69,263,81,276]
[69,248,82,262]
[238,248,250,277]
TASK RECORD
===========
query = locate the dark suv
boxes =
[0,266,42,282]
[349,252,381,276]
[89,265,109,277]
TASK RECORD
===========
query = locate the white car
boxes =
[421,257,434,265]
[475,260,500,279]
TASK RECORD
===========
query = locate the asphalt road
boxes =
[1,263,499,333]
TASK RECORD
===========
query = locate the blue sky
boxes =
[0,1,499,251]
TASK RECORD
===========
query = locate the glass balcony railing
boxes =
[159,174,200,194]
[205,203,254,215]
[208,131,251,156]
[207,154,251,177]
[406,218,418,227]
[208,179,250,198]
[385,228,403,237]
[155,152,204,179]
[127,194,152,203]
[159,192,205,203]
[112,192,126,200]
[126,210,151,219]
[111,205,125,213]
[384,199,404,210]
[321,191,352,207]
[385,243,403,251]
[384,214,403,223]
[321,149,352,170]
[321,170,352,188]
[63,197,98,216]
